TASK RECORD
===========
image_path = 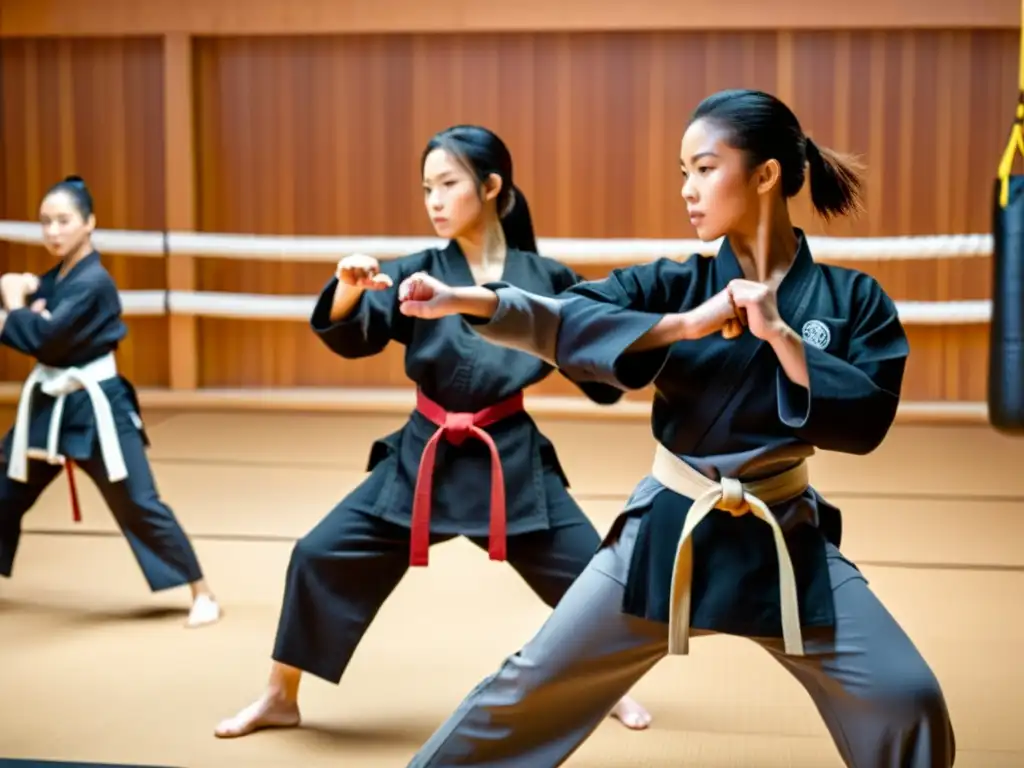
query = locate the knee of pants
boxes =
[493,635,584,696]
[875,666,951,729]
[288,532,358,582]
[288,535,327,571]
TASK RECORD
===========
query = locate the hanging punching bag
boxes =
[988,80,1024,435]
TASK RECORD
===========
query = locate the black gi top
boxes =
[310,241,623,536]
[1,252,147,461]
[467,230,909,638]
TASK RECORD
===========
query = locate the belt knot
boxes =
[443,412,475,445]
[719,477,748,514]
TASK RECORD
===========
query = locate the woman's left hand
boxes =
[30,298,51,319]
[726,279,789,342]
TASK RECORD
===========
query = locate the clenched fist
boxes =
[336,254,393,291]
[397,272,459,319]
[0,272,39,297]
[727,279,785,342]
[683,287,745,340]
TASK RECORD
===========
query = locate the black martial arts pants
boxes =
[271,493,602,685]
[0,427,204,591]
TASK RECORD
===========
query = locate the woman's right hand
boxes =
[397,272,460,319]
[396,273,500,320]
[0,273,37,310]
[682,288,745,340]
[335,254,393,290]
[0,273,35,295]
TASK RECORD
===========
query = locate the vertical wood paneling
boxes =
[194,30,1021,240]
[188,30,1018,399]
[0,38,169,386]
[164,33,200,390]
[2,30,1016,401]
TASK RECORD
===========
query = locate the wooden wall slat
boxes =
[163,32,199,390]
[0,37,169,387]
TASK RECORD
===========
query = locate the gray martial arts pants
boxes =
[407,516,955,768]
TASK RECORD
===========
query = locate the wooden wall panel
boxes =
[0,37,170,387]
[0,29,1013,403]
[191,30,1016,400]
[194,31,1021,241]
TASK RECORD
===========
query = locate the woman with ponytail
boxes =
[0,175,220,628]
[215,125,652,738]
[400,92,955,767]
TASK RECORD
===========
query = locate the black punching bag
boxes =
[988,105,1024,435]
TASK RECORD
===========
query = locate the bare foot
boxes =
[214,693,301,738]
[609,695,652,730]
[187,594,221,628]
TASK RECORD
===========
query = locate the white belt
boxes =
[7,351,127,485]
[650,443,808,657]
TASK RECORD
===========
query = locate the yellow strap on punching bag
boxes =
[998,0,1024,208]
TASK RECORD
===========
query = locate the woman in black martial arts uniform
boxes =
[398,91,955,767]
[0,175,220,628]
[214,125,652,738]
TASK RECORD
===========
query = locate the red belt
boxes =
[66,460,82,522]
[23,451,83,522]
[410,389,525,567]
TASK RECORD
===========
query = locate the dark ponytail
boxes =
[422,124,539,253]
[45,174,95,219]
[804,138,865,221]
[691,89,865,223]
[500,185,538,253]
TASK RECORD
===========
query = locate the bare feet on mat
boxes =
[214,693,301,738]
[609,695,652,730]
[186,593,221,628]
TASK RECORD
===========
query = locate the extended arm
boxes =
[398,257,734,391]
[549,259,740,390]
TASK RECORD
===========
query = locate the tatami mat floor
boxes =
[0,410,1021,766]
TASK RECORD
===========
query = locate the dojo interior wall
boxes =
[0,2,1019,405]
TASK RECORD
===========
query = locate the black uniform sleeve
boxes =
[547,262,624,406]
[310,257,414,359]
[551,257,700,391]
[776,275,909,455]
[0,277,99,360]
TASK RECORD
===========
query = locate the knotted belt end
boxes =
[408,390,521,568]
[652,444,808,659]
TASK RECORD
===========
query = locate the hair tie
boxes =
[803,137,820,164]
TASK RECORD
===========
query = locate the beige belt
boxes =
[650,443,809,657]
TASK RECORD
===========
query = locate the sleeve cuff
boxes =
[613,346,671,391]
[310,277,362,332]
[462,284,562,364]
[462,281,513,327]
[776,367,811,428]
[553,299,668,390]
